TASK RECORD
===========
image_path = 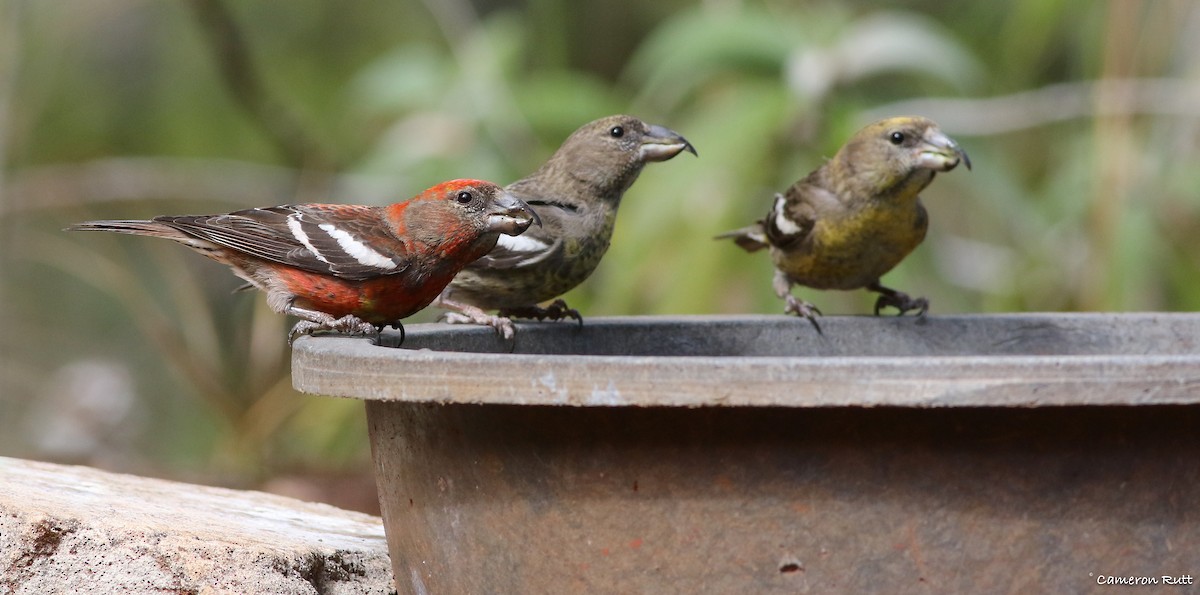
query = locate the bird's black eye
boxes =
[889,131,906,145]
[456,191,473,204]
[609,126,624,138]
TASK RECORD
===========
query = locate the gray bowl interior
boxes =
[392,313,1199,357]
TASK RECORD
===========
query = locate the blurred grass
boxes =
[2,0,1199,505]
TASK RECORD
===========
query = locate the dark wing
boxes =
[155,204,410,280]
[763,169,832,250]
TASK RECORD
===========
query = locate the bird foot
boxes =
[435,294,516,339]
[442,310,516,340]
[499,299,583,327]
[288,314,379,345]
[783,295,824,335]
[872,291,929,317]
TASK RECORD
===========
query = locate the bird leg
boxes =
[286,304,379,344]
[434,294,516,340]
[774,270,823,334]
[784,295,824,334]
[866,281,929,317]
[500,299,583,327]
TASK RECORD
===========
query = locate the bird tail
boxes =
[66,219,224,256]
[714,223,769,253]
[65,219,185,239]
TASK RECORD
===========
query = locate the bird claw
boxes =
[372,322,406,348]
[499,299,583,328]
[288,322,318,345]
[783,295,824,335]
[326,314,379,336]
[441,311,516,340]
[873,291,929,317]
[288,314,379,345]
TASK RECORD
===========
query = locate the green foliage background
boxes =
[1,0,1197,502]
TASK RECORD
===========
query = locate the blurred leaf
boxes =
[625,5,808,112]
[785,11,984,102]
[348,44,454,116]
[513,71,625,134]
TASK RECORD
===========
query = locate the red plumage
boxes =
[68,179,538,342]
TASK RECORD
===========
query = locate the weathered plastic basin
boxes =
[292,313,1200,593]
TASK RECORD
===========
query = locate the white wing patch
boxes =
[287,215,331,264]
[319,223,398,270]
[495,234,551,254]
[771,194,803,236]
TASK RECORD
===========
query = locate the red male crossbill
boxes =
[435,115,696,338]
[69,179,538,342]
[718,116,970,331]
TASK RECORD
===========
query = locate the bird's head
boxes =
[397,179,540,241]
[541,115,697,197]
[834,116,970,197]
[854,116,970,172]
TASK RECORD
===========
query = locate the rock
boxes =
[0,457,393,594]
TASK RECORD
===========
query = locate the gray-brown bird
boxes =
[717,116,970,332]
[436,115,696,338]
